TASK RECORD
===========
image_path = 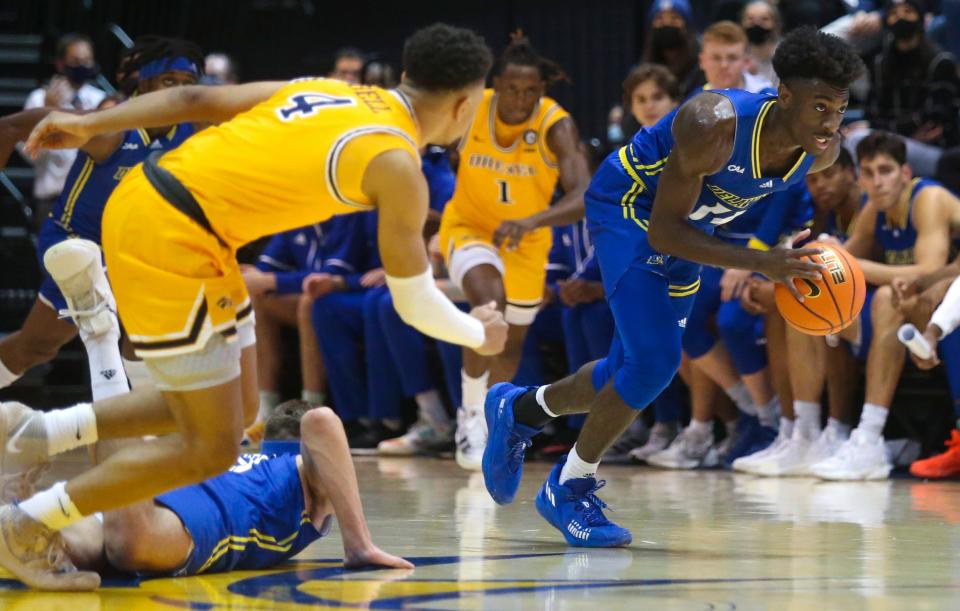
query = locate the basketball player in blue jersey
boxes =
[482,27,865,547]
[808,131,960,481]
[0,36,203,402]
[5,401,411,576]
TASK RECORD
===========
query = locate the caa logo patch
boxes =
[523,130,538,145]
[727,164,745,174]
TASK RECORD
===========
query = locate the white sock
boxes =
[415,389,450,430]
[83,331,129,401]
[687,419,713,438]
[461,370,489,410]
[121,357,153,391]
[794,401,821,439]
[42,403,97,456]
[258,390,280,422]
[827,417,851,438]
[301,389,325,405]
[779,417,795,439]
[18,481,84,530]
[858,403,888,440]
[724,381,755,414]
[559,444,600,484]
[756,396,780,428]
[535,385,559,418]
[0,356,21,388]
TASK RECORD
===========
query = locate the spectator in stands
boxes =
[329,47,364,84]
[243,220,366,437]
[821,1,884,55]
[693,21,773,94]
[929,0,960,59]
[642,0,701,97]
[362,58,398,88]
[202,52,239,85]
[865,0,960,148]
[22,33,105,228]
[741,0,782,87]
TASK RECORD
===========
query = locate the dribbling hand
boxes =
[471,301,508,356]
[761,229,826,302]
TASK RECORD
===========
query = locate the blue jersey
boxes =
[155,453,328,576]
[50,124,194,243]
[613,89,816,231]
[256,213,370,294]
[875,178,940,265]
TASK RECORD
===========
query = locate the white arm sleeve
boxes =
[929,276,960,338]
[386,269,485,349]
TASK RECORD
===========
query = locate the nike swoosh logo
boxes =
[5,421,29,455]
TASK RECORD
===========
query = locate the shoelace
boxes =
[506,436,532,473]
[57,298,109,323]
[572,480,613,527]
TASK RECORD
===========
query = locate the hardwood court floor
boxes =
[2,455,960,609]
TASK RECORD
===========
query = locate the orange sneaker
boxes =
[910,430,960,479]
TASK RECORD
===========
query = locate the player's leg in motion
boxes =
[485,263,688,546]
[0,300,76,388]
[811,286,895,480]
[453,250,527,470]
[251,291,300,425]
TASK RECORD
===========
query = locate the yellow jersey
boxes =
[157,78,421,247]
[445,89,569,232]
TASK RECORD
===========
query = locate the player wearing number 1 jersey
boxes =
[438,35,591,470]
[0,24,506,591]
[481,27,866,547]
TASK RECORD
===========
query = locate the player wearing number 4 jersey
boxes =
[481,27,865,547]
[439,34,591,470]
[0,24,505,591]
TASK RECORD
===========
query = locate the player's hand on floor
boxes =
[471,301,508,356]
[343,545,415,570]
[24,111,93,157]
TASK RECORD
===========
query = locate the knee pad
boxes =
[144,332,241,391]
[448,244,504,291]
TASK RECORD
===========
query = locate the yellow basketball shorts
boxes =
[438,208,551,326]
[101,166,252,360]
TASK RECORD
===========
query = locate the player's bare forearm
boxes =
[652,215,770,271]
[83,82,284,134]
[527,191,585,228]
[916,262,960,293]
[859,260,943,287]
[0,108,54,167]
[532,118,590,228]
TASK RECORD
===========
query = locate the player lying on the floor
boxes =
[25,400,413,576]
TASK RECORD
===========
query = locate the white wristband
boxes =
[386,269,485,349]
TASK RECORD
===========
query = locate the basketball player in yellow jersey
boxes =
[439,36,591,469]
[0,25,506,591]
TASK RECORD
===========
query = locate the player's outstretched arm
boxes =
[23,81,285,157]
[298,407,413,570]
[0,107,55,167]
[492,117,591,249]
[366,149,508,355]
[647,94,824,299]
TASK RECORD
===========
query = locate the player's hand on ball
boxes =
[471,301,508,355]
[762,229,825,302]
[24,111,93,157]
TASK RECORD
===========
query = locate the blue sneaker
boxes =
[482,382,540,504]
[723,416,777,467]
[535,456,632,548]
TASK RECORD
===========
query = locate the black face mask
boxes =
[62,64,99,85]
[889,18,922,41]
[652,25,686,50]
[745,25,773,45]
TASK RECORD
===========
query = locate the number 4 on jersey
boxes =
[277,92,355,121]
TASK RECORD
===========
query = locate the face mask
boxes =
[652,25,686,50]
[62,64,98,85]
[889,18,922,41]
[607,123,624,143]
[745,25,773,45]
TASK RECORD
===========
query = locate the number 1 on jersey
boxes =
[497,179,513,204]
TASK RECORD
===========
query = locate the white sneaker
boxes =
[731,432,789,474]
[646,427,718,470]
[0,402,48,475]
[378,420,452,456]
[752,435,814,477]
[455,407,486,471]
[799,426,848,474]
[809,428,892,481]
[43,239,118,340]
[628,422,677,463]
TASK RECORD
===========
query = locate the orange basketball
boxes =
[774,241,866,336]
